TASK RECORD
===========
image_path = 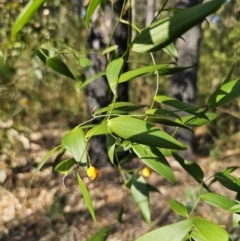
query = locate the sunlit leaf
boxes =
[135,219,193,241]
[62,127,87,169]
[79,58,92,67]
[108,116,186,150]
[76,172,97,224]
[190,230,205,241]
[85,122,109,140]
[47,57,76,80]
[200,192,236,210]
[208,79,240,108]
[11,0,45,38]
[163,42,178,60]
[176,112,218,126]
[154,95,199,114]
[94,102,143,115]
[118,65,191,83]
[169,199,188,217]
[102,45,118,55]
[131,0,225,52]
[191,217,229,241]
[232,213,240,227]
[132,144,176,184]
[106,58,124,95]
[131,175,151,225]
[85,0,101,28]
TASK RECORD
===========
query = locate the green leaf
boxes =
[94,102,143,115]
[131,0,225,52]
[208,79,240,108]
[163,42,178,60]
[200,192,236,211]
[106,134,116,165]
[54,158,76,175]
[86,226,110,241]
[76,173,97,224]
[117,206,124,223]
[118,65,191,83]
[76,72,106,90]
[146,117,192,131]
[31,145,61,184]
[232,213,240,227]
[46,57,76,80]
[229,203,240,213]
[146,108,181,120]
[169,199,188,217]
[11,0,45,38]
[177,112,218,127]
[79,58,92,67]
[106,58,124,95]
[222,62,235,85]
[190,231,205,241]
[191,217,229,241]
[35,48,49,64]
[85,0,101,28]
[85,122,109,140]
[132,144,176,184]
[172,152,204,184]
[135,219,193,241]
[131,175,151,225]
[62,127,87,169]
[154,95,199,114]
[102,45,118,55]
[108,116,186,150]
[214,172,240,192]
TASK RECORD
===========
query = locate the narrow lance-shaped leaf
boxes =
[85,122,109,140]
[213,172,240,192]
[31,145,61,184]
[118,65,192,84]
[131,0,225,52]
[62,127,87,169]
[135,219,193,241]
[132,144,176,184]
[191,217,229,241]
[200,192,236,211]
[108,116,186,150]
[131,175,151,225]
[54,158,76,175]
[86,226,110,241]
[172,152,204,184]
[207,79,240,108]
[222,62,235,85]
[76,173,97,224]
[154,95,199,114]
[11,0,45,38]
[162,42,178,60]
[85,0,101,28]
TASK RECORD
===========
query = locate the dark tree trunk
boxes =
[169,0,202,160]
[85,1,129,166]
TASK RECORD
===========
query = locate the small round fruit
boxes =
[87,166,99,180]
[142,166,152,178]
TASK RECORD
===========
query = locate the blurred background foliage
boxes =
[0,0,240,160]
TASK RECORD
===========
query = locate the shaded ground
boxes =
[1,124,240,241]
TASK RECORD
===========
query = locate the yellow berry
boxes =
[87,166,99,180]
[142,166,152,178]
